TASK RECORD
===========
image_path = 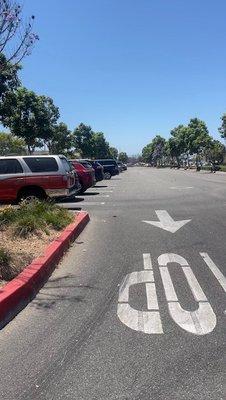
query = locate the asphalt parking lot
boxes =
[0,167,225,400]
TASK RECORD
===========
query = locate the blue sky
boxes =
[20,0,226,155]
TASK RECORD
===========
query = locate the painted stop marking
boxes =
[117,252,225,335]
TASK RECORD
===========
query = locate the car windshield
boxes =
[79,161,92,169]
[23,157,59,172]
[60,157,73,172]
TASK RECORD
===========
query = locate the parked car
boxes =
[210,162,221,173]
[95,159,119,179]
[0,155,80,203]
[117,161,124,172]
[117,161,127,172]
[70,160,96,193]
[79,159,104,182]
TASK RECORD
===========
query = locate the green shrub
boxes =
[0,200,74,238]
[13,214,46,238]
[43,208,74,231]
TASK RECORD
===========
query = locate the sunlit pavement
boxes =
[0,167,225,400]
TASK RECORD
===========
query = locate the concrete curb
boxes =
[0,211,90,329]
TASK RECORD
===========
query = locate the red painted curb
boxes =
[0,211,90,328]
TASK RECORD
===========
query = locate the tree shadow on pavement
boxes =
[30,274,97,311]
[82,192,100,196]
[57,197,84,203]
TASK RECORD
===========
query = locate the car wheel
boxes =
[18,188,46,203]
[104,172,111,180]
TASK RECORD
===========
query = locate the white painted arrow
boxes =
[142,210,191,233]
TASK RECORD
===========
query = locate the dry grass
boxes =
[0,201,75,286]
[0,226,62,286]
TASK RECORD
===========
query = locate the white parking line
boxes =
[59,202,105,208]
[200,253,226,293]
[82,202,106,206]
[170,186,194,190]
[96,190,113,193]
[83,194,110,198]
[143,253,153,270]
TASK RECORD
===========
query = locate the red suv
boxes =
[70,160,96,193]
[0,155,81,203]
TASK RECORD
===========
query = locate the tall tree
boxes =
[219,113,226,139]
[142,142,153,163]
[73,123,94,158]
[92,132,110,158]
[186,118,211,167]
[170,125,188,151]
[141,135,166,165]
[1,87,59,153]
[0,53,20,100]
[0,131,25,155]
[109,146,118,159]
[0,1,38,122]
[187,118,211,154]
[0,52,20,123]
[118,152,128,163]
[165,138,182,167]
[204,139,225,164]
[151,135,166,166]
[169,124,189,165]
[47,123,73,156]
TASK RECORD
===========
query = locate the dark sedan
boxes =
[79,160,104,182]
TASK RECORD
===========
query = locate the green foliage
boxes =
[118,152,128,163]
[73,123,118,159]
[141,118,220,168]
[0,201,74,238]
[109,147,118,159]
[141,135,166,165]
[0,0,38,121]
[1,87,60,153]
[0,131,26,155]
[187,118,211,155]
[73,123,94,158]
[142,142,153,163]
[92,132,110,158]
[43,207,74,231]
[0,53,21,124]
[219,114,226,139]
[13,213,46,237]
[204,140,225,164]
[170,125,188,153]
[165,138,180,166]
[48,122,73,156]
[0,53,20,100]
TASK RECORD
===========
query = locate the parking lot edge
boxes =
[0,211,90,329]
